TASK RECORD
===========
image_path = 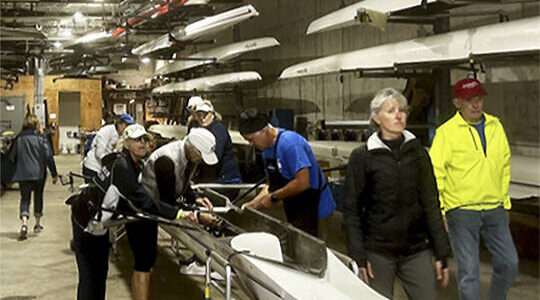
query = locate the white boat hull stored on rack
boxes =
[281,16,540,79]
[152,71,262,93]
[155,37,280,76]
[306,0,439,34]
[132,5,259,57]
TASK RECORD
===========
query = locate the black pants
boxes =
[19,178,46,219]
[72,219,110,300]
[125,220,158,272]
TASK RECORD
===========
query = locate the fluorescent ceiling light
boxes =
[74,31,111,44]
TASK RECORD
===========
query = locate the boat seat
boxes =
[230,232,283,262]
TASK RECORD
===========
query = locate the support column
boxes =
[433,17,453,129]
[33,57,47,129]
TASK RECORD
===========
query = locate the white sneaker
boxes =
[179,262,224,281]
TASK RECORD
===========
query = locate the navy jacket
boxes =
[196,120,242,183]
[9,129,57,182]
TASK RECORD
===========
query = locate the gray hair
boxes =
[369,87,408,129]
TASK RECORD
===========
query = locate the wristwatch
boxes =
[270,193,279,203]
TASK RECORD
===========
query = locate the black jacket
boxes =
[343,131,449,267]
[113,149,179,220]
[9,129,57,181]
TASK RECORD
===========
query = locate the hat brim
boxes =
[456,87,487,99]
[128,132,151,140]
[201,152,218,165]
[195,108,213,113]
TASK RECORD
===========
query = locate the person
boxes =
[134,127,219,300]
[343,87,450,299]
[9,113,59,239]
[429,78,519,300]
[71,124,204,300]
[82,113,134,181]
[187,97,243,199]
[239,108,335,236]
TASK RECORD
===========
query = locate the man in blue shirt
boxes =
[239,108,334,236]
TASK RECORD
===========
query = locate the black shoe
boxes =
[34,225,43,234]
[19,225,27,239]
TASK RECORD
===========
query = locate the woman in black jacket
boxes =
[9,114,58,239]
[343,88,450,299]
[187,98,242,199]
[72,124,207,300]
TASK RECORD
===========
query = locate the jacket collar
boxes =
[367,130,416,151]
[452,111,496,126]
[122,148,143,171]
[18,129,37,136]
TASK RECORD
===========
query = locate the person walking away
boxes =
[9,114,58,239]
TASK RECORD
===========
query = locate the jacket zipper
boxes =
[467,127,478,151]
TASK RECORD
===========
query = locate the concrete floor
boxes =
[0,154,538,299]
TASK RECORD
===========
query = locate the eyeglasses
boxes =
[240,108,258,120]
[130,136,149,143]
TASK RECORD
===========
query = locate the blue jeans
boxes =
[19,179,46,219]
[446,208,519,300]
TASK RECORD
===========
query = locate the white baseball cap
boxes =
[187,96,204,109]
[123,124,150,139]
[194,101,214,113]
[187,128,218,165]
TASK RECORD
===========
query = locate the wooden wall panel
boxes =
[0,76,35,110]
[44,77,102,153]
[0,76,102,153]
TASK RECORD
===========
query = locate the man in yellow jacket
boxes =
[429,78,518,300]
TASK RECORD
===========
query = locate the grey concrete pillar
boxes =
[433,17,453,127]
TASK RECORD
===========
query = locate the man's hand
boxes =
[241,194,272,210]
[180,211,198,224]
[443,216,448,232]
[358,261,374,284]
[199,212,218,227]
[52,177,59,185]
[435,260,449,288]
[196,197,213,211]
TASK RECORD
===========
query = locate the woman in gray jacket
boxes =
[9,114,58,239]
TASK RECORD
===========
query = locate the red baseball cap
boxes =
[454,78,487,99]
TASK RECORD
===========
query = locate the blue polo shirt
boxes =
[262,128,335,217]
[470,115,486,155]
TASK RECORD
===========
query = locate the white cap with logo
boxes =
[123,124,150,139]
[186,127,218,165]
